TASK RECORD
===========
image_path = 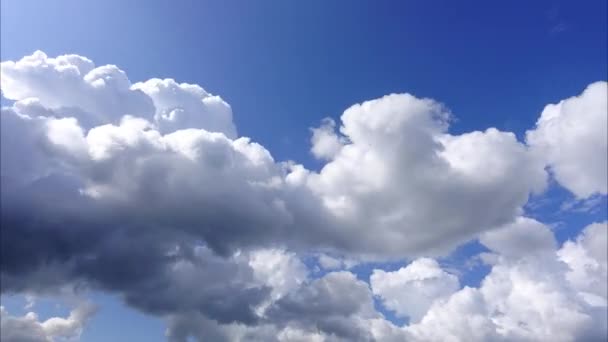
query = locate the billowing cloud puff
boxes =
[132,78,237,138]
[306,94,547,256]
[370,258,459,323]
[1,52,606,341]
[374,219,608,342]
[1,51,550,263]
[0,302,96,342]
[249,248,308,305]
[559,222,608,306]
[0,51,235,137]
[310,118,346,160]
[527,81,608,198]
[0,51,154,128]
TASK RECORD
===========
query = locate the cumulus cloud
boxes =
[0,51,153,128]
[370,258,459,323]
[132,78,237,138]
[167,220,607,341]
[473,223,598,341]
[369,219,608,342]
[306,94,547,256]
[559,222,608,306]
[1,51,606,341]
[1,51,554,265]
[0,302,96,342]
[310,118,346,160]
[527,81,608,198]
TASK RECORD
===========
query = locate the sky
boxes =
[0,1,607,341]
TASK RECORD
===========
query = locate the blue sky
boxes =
[1,1,607,341]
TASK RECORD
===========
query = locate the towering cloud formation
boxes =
[1,52,606,341]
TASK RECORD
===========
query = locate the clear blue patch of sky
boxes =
[80,293,166,342]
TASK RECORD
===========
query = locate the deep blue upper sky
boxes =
[1,1,606,341]
[2,0,606,167]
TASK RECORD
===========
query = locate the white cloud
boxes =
[370,258,459,323]
[527,81,608,198]
[0,51,235,138]
[310,118,346,160]
[249,249,308,301]
[559,222,608,306]
[405,287,500,342]
[0,51,154,128]
[0,302,96,342]
[132,78,237,138]
[479,216,557,259]
[306,93,547,256]
[402,218,607,342]
[1,51,550,260]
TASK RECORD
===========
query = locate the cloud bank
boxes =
[1,51,606,341]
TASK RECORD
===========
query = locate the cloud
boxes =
[372,219,608,342]
[0,302,96,342]
[132,78,237,138]
[527,81,608,198]
[429,221,605,341]
[165,270,379,342]
[310,118,346,160]
[266,271,378,340]
[1,50,552,266]
[404,287,501,342]
[558,222,608,306]
[479,216,557,258]
[0,51,153,129]
[305,94,547,256]
[1,51,606,341]
[370,258,459,323]
[317,254,345,271]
